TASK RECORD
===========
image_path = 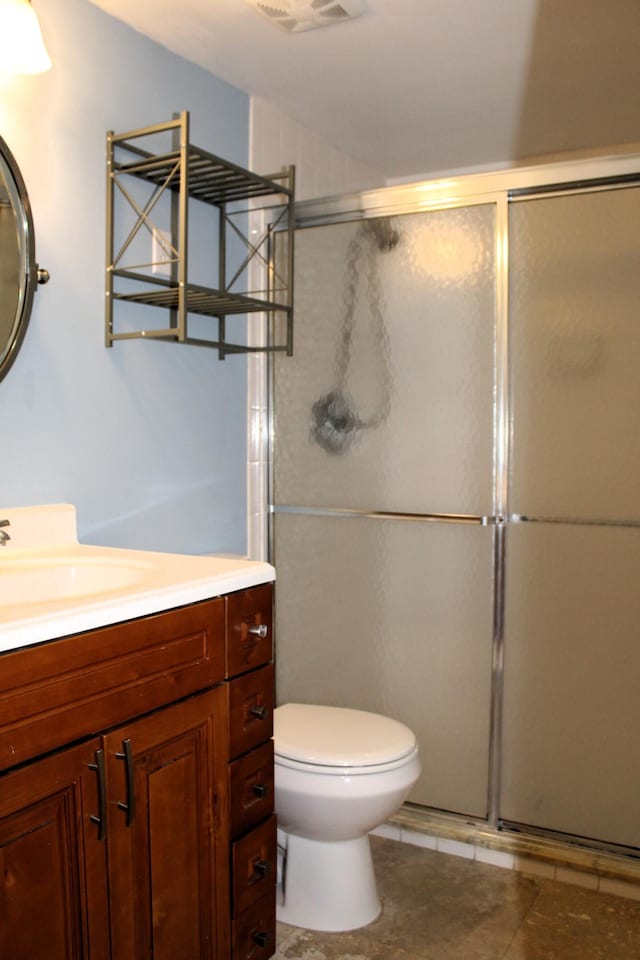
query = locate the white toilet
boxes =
[273,702,421,932]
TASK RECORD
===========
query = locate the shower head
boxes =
[311,390,360,455]
[363,218,400,253]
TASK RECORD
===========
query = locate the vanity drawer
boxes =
[0,598,225,771]
[227,663,274,760]
[232,815,277,918]
[226,583,273,679]
[230,741,274,839]
[232,887,276,960]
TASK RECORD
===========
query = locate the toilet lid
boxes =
[274,703,417,767]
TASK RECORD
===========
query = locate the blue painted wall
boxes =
[0,0,250,554]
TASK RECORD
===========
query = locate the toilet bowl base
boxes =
[277,831,381,932]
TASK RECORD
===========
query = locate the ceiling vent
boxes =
[244,0,367,32]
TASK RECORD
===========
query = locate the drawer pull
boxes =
[248,623,268,639]
[250,703,269,721]
[253,859,271,878]
[88,748,107,842]
[252,931,270,948]
[115,738,136,827]
[252,782,269,799]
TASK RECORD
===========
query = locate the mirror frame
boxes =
[0,135,37,384]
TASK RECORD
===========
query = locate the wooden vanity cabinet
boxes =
[0,582,276,960]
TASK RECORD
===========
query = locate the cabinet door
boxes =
[106,688,228,960]
[0,739,110,960]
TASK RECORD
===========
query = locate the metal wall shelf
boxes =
[105,112,295,359]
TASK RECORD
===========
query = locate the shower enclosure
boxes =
[269,154,640,856]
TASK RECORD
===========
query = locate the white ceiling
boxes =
[87,0,640,180]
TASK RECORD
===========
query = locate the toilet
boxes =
[273,702,421,932]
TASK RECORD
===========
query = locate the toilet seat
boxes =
[275,745,419,777]
[274,703,417,774]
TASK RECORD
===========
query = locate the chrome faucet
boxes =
[0,519,10,546]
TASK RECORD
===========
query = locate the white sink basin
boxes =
[0,503,275,654]
[0,557,150,606]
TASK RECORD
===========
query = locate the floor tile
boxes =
[272,835,640,960]
[367,836,541,959]
[273,925,425,960]
[503,880,640,960]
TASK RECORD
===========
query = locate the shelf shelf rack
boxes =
[105,112,294,358]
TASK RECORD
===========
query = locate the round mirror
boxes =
[0,136,46,383]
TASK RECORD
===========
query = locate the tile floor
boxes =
[273,835,640,960]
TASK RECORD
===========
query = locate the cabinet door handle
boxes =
[248,623,268,639]
[252,782,269,799]
[88,748,107,842]
[252,931,270,948]
[115,738,136,827]
[249,703,269,721]
[253,859,271,878]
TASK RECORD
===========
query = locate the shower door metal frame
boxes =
[265,149,640,851]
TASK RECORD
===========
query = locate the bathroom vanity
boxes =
[0,506,276,960]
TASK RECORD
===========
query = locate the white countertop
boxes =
[0,505,275,654]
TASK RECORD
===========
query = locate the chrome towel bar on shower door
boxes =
[271,505,497,525]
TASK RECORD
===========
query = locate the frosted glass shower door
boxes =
[273,206,497,817]
[275,209,496,515]
[502,185,640,849]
